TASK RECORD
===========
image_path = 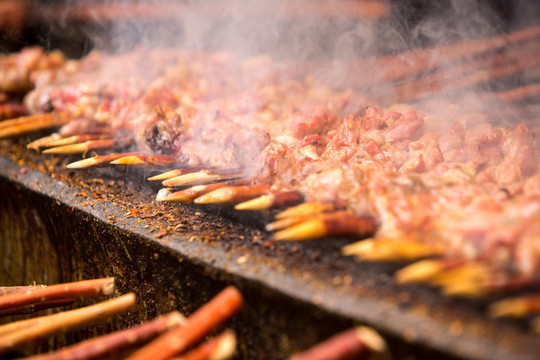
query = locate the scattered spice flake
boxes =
[156,230,168,238]
[236,255,248,265]
[19,168,27,174]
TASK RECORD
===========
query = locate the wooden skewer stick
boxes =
[66,152,140,169]
[234,191,303,211]
[158,179,254,204]
[431,264,491,298]
[489,294,540,319]
[27,133,62,151]
[431,263,487,287]
[342,236,443,262]
[273,211,377,241]
[0,293,135,353]
[148,168,203,181]
[532,316,540,334]
[288,326,388,360]
[0,113,69,139]
[395,259,448,284]
[0,285,40,296]
[170,330,237,360]
[494,82,540,104]
[42,139,123,155]
[193,185,271,205]
[0,299,75,317]
[393,40,540,102]
[162,170,244,188]
[355,23,540,88]
[45,134,105,148]
[266,216,308,232]
[158,183,229,204]
[110,154,178,167]
[0,103,28,121]
[275,202,335,220]
[0,277,115,312]
[23,311,186,360]
[126,286,243,360]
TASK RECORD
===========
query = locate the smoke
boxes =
[28,0,540,166]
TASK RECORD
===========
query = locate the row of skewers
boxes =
[0,23,540,332]
[0,278,386,360]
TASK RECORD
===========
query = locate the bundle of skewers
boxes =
[0,278,242,360]
[0,278,387,360]
[1,22,540,334]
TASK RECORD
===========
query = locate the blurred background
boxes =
[0,0,539,59]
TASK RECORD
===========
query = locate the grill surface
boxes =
[1,138,539,360]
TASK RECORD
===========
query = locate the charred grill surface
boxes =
[1,137,539,360]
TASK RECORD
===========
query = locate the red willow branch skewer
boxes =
[147,167,205,181]
[126,286,243,360]
[350,23,540,89]
[287,326,387,360]
[342,236,444,262]
[162,169,245,188]
[394,43,540,103]
[0,285,40,296]
[170,330,237,360]
[42,138,130,155]
[22,311,186,360]
[110,154,178,167]
[0,103,28,120]
[489,294,540,319]
[158,178,254,204]
[234,191,304,211]
[0,112,69,139]
[193,185,271,205]
[0,299,75,317]
[493,82,540,104]
[273,211,378,241]
[0,293,135,353]
[0,277,115,313]
[66,152,141,169]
